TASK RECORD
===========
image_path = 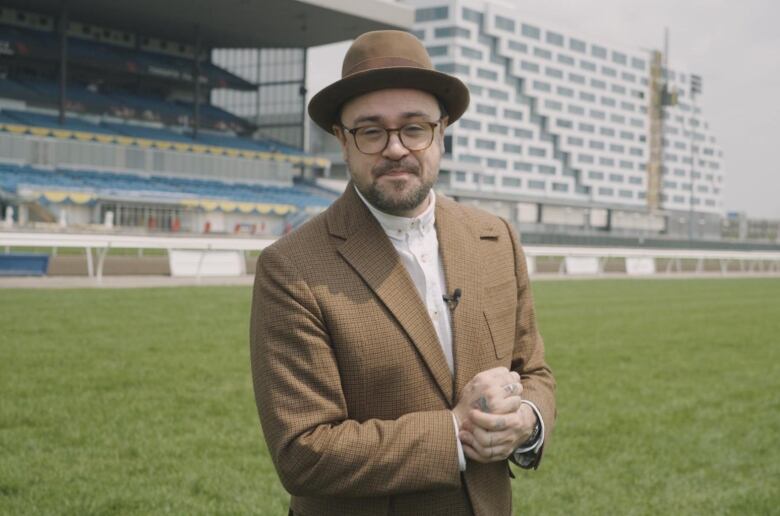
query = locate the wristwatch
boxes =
[519,416,541,448]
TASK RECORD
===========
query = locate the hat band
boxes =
[344,56,427,76]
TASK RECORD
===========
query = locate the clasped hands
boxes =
[452,367,537,463]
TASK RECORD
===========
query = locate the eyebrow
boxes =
[350,111,435,126]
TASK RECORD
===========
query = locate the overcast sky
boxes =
[307,0,780,218]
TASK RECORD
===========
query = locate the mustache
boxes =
[372,160,420,178]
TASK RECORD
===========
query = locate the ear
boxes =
[332,125,349,160]
[436,116,449,150]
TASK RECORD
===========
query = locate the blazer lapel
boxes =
[329,186,454,403]
[436,196,496,403]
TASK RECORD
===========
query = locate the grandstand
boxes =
[0,1,411,235]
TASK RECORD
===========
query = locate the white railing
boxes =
[0,230,275,281]
[1,230,779,281]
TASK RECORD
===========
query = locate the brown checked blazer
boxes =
[250,185,556,516]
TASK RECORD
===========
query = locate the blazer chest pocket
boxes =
[483,279,517,359]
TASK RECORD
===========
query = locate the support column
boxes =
[58,1,69,125]
[193,25,202,140]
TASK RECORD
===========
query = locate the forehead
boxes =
[341,88,439,124]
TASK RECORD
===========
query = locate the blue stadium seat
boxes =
[0,162,332,209]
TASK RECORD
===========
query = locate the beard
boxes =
[356,159,435,216]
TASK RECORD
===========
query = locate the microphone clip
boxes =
[442,288,462,311]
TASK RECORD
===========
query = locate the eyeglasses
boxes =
[340,119,444,155]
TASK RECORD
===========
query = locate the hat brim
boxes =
[308,67,470,133]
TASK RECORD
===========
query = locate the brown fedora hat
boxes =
[308,30,470,133]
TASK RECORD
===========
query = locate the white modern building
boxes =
[404,0,725,238]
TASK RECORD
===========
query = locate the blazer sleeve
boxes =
[501,218,557,468]
[250,245,461,498]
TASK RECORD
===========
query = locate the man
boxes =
[250,30,555,515]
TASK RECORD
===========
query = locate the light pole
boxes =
[687,74,702,241]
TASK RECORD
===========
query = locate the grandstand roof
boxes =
[4,0,413,48]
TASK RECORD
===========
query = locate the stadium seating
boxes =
[0,162,331,210]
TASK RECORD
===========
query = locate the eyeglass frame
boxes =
[339,117,446,155]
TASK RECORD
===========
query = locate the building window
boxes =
[502,176,521,187]
[569,38,586,53]
[557,54,575,66]
[488,123,509,134]
[579,122,595,133]
[590,78,606,90]
[528,146,546,157]
[545,66,563,79]
[515,128,534,139]
[462,7,483,23]
[600,127,615,136]
[631,57,646,70]
[434,26,470,38]
[569,72,585,84]
[598,187,614,196]
[538,164,556,175]
[509,40,527,53]
[591,45,607,59]
[568,104,585,115]
[580,59,596,72]
[461,46,482,59]
[546,31,564,46]
[416,6,449,22]
[521,24,541,40]
[534,47,552,59]
[514,161,533,171]
[487,158,507,169]
[609,173,624,183]
[476,139,496,150]
[552,182,569,192]
[476,104,496,116]
[567,136,584,146]
[532,80,551,92]
[477,68,498,80]
[488,89,509,100]
[503,143,523,154]
[427,45,448,56]
[495,15,515,32]
[528,180,546,190]
[579,91,596,103]
[557,86,574,97]
[612,51,627,65]
[458,118,481,130]
[590,109,605,120]
[521,61,539,73]
[602,65,617,77]
[504,108,523,120]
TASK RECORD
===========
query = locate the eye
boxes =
[402,124,426,136]
[356,126,384,139]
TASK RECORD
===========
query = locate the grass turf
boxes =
[0,278,778,515]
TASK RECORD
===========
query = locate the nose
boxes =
[382,130,409,160]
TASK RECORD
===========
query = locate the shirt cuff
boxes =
[451,412,467,471]
[512,400,545,466]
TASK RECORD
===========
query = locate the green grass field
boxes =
[1,278,779,515]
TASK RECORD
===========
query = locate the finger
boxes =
[461,431,511,462]
[469,425,516,449]
[470,408,522,432]
[462,443,490,464]
[489,395,524,415]
[501,382,523,397]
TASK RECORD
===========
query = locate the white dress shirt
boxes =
[355,186,543,470]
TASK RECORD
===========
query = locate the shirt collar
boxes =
[354,185,436,239]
